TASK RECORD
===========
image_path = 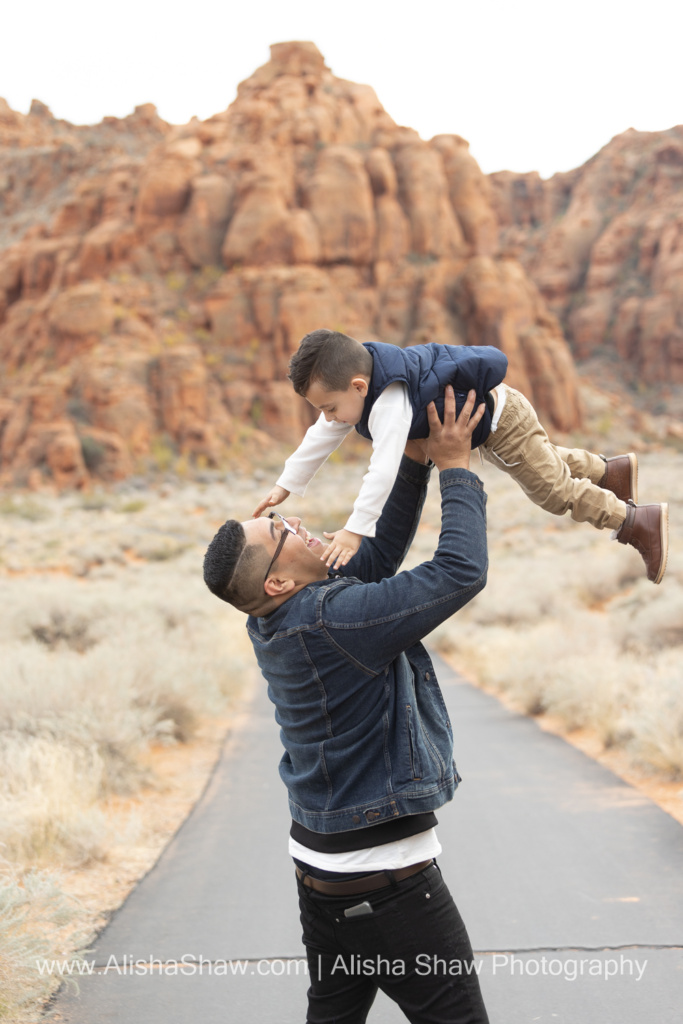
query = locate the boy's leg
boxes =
[481,387,626,530]
[554,446,638,503]
[552,446,607,484]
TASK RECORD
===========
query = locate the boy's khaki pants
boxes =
[481,386,626,531]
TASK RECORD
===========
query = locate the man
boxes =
[203,388,490,1023]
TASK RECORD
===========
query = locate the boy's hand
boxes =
[426,387,486,471]
[320,528,362,570]
[253,485,290,518]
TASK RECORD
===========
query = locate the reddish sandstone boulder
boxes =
[456,256,582,430]
[136,152,200,222]
[75,349,154,455]
[12,420,88,489]
[393,142,465,258]
[304,146,375,264]
[432,135,498,256]
[179,175,235,267]
[78,219,138,279]
[79,427,133,480]
[49,282,116,337]
[155,345,209,434]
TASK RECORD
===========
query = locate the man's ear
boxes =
[350,376,369,397]
[264,575,296,599]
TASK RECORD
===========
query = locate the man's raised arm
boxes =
[325,389,488,670]
[341,388,484,585]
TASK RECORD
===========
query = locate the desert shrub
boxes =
[615,583,683,653]
[29,610,97,653]
[0,735,106,864]
[135,539,189,561]
[80,436,107,473]
[150,436,176,471]
[0,868,90,1022]
[79,492,111,511]
[0,497,49,521]
[626,654,683,778]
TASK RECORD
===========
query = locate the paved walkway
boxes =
[54,654,683,1023]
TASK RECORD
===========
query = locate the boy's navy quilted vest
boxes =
[356,341,509,448]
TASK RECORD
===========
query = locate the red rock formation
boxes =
[0,41,583,487]
[490,127,683,385]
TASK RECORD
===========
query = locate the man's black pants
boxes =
[297,862,490,1024]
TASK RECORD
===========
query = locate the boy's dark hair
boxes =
[203,520,269,613]
[288,329,373,396]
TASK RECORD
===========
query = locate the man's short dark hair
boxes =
[203,520,270,613]
[288,329,373,397]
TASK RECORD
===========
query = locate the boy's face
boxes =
[305,378,369,426]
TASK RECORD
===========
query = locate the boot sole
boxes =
[653,503,669,585]
[627,452,638,504]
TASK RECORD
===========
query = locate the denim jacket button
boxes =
[352,815,361,824]
[425,672,431,680]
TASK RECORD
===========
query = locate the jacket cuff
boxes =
[397,453,433,485]
[439,466,484,492]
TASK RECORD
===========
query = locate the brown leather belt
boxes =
[295,859,434,896]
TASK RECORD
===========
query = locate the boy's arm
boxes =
[253,416,352,519]
[253,414,353,517]
[319,383,412,569]
[276,414,353,496]
[343,382,413,537]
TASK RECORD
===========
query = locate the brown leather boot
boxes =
[599,453,638,503]
[616,500,669,584]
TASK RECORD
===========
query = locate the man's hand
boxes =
[320,528,362,570]
[425,387,486,471]
[253,485,290,518]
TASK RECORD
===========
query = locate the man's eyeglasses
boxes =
[263,512,298,582]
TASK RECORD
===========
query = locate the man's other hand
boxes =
[425,387,486,472]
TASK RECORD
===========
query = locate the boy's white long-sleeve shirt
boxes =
[276,382,413,537]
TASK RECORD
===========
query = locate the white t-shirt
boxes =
[277,381,413,537]
[289,828,442,872]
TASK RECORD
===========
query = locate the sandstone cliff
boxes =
[0,42,581,488]
[490,126,683,386]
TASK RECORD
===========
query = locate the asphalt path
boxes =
[53,654,683,1023]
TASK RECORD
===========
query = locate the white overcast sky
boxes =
[3,0,682,179]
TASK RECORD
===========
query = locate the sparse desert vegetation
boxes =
[417,448,683,786]
[1,437,681,1022]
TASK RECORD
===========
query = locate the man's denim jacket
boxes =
[247,457,487,836]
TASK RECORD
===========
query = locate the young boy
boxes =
[253,329,668,584]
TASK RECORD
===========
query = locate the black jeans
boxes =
[297,862,489,1024]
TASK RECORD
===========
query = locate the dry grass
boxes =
[0,868,91,1022]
